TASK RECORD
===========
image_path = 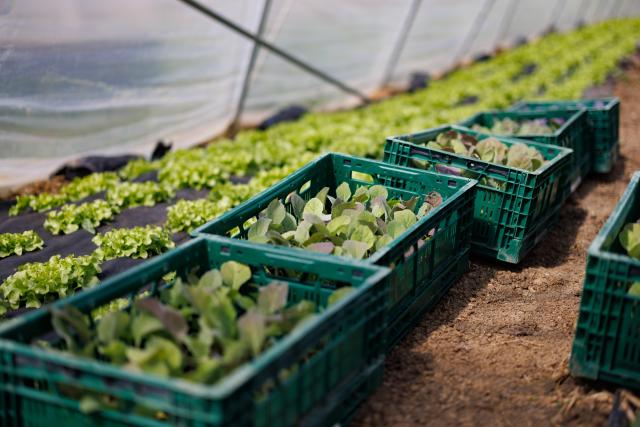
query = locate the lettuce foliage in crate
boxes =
[46,260,333,387]
[246,182,442,260]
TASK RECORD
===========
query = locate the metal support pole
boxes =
[453,0,496,64]
[176,0,371,103]
[229,0,272,130]
[496,0,518,45]
[379,0,423,87]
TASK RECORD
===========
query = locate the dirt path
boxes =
[351,64,640,427]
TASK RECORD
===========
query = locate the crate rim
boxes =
[511,96,620,112]
[587,170,640,266]
[386,124,573,178]
[0,235,391,401]
[193,152,477,265]
[459,108,587,139]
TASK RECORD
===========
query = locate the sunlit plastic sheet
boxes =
[0,0,632,192]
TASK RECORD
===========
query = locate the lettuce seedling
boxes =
[423,130,546,173]
[44,200,115,235]
[93,225,175,260]
[472,117,564,136]
[245,182,441,260]
[619,222,640,259]
[0,230,44,258]
[0,254,102,316]
[47,261,317,386]
[106,182,174,210]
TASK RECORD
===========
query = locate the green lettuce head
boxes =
[506,143,531,170]
[474,137,508,164]
[619,222,640,259]
[506,143,545,171]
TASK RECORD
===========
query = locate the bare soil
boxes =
[351,64,640,427]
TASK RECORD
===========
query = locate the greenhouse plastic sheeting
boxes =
[0,0,637,192]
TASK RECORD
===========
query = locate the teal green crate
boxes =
[384,125,572,264]
[510,98,620,174]
[0,236,390,427]
[458,108,588,194]
[193,153,477,349]
[386,248,470,349]
[302,358,383,426]
[570,171,640,390]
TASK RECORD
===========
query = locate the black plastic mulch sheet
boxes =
[0,187,209,284]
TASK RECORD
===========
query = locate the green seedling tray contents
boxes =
[458,109,588,194]
[511,98,620,173]
[195,153,476,348]
[384,125,572,263]
[0,237,389,427]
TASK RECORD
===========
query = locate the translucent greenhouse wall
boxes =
[0,0,637,191]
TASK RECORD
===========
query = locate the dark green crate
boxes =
[194,153,477,349]
[386,248,470,349]
[301,358,383,427]
[384,125,572,264]
[570,171,640,390]
[0,237,390,427]
[510,98,620,174]
[458,109,588,194]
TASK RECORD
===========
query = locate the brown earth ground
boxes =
[351,64,640,427]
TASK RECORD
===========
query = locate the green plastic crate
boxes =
[0,236,390,427]
[194,153,477,349]
[307,359,383,426]
[384,125,572,264]
[510,98,620,174]
[458,109,588,194]
[570,171,640,390]
[386,247,470,349]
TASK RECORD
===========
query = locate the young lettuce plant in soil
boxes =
[0,254,102,316]
[246,182,442,260]
[0,230,44,258]
[411,130,546,189]
[92,225,175,261]
[106,181,175,210]
[166,199,225,233]
[44,200,116,235]
[9,172,120,216]
[43,183,174,236]
[45,261,348,389]
[471,117,565,135]
[618,221,640,296]
[118,158,161,180]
